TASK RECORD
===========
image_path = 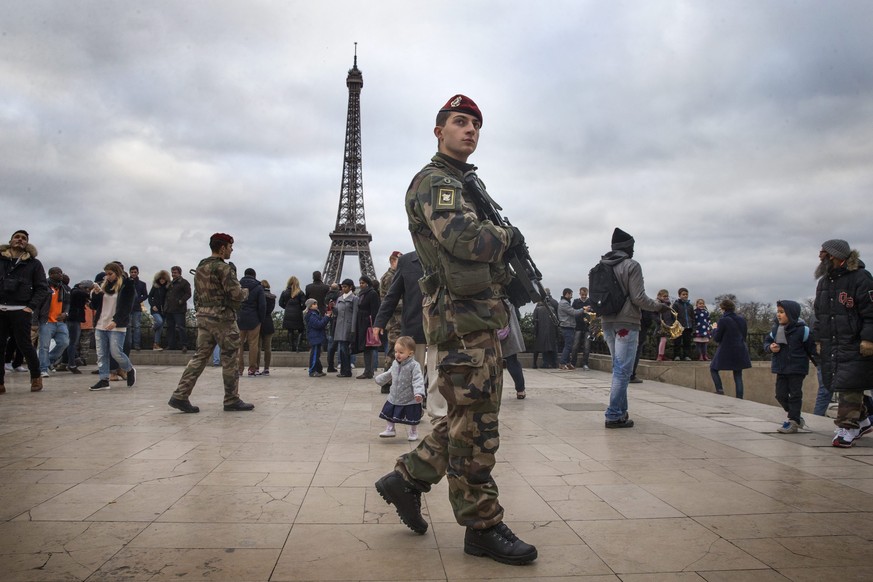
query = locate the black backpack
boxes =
[588,260,627,316]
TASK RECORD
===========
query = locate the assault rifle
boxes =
[463,171,558,325]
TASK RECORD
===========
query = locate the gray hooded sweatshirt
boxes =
[599,250,666,330]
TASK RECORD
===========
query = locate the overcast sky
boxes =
[2,1,871,310]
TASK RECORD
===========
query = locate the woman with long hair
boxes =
[710,298,752,398]
[279,275,306,351]
[352,275,381,379]
[148,270,170,350]
[333,279,357,377]
[89,262,137,391]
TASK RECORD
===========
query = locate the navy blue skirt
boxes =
[379,401,423,425]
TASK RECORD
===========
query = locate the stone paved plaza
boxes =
[2,364,873,581]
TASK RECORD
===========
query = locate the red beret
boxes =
[210,232,234,245]
[439,94,482,126]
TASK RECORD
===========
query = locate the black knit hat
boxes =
[821,239,851,260]
[611,227,635,252]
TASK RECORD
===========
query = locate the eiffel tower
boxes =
[322,46,376,285]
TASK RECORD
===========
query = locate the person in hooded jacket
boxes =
[764,299,816,434]
[237,268,266,376]
[814,239,873,448]
[598,228,671,428]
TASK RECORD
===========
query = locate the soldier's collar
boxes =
[434,152,475,173]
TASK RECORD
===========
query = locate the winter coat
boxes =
[373,252,425,343]
[261,290,276,336]
[533,302,558,352]
[673,298,695,329]
[130,278,148,313]
[573,297,593,331]
[304,308,330,346]
[693,307,712,339]
[304,280,330,313]
[68,285,91,324]
[237,276,266,331]
[375,356,425,406]
[500,304,526,358]
[0,243,49,310]
[599,250,667,329]
[710,311,752,371]
[655,298,676,338]
[764,300,814,376]
[352,285,381,354]
[332,291,357,342]
[164,276,191,314]
[90,277,136,329]
[278,288,306,331]
[148,283,168,315]
[35,282,70,325]
[814,254,873,392]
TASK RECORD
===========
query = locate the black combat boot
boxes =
[464,522,538,565]
[374,471,428,534]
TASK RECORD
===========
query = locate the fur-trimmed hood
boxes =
[0,242,38,260]
[845,249,862,272]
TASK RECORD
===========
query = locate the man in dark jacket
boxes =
[0,229,49,393]
[125,266,149,351]
[572,287,593,370]
[36,266,70,377]
[237,268,266,376]
[305,271,330,314]
[372,251,445,418]
[164,266,191,352]
[814,239,873,447]
[598,228,671,428]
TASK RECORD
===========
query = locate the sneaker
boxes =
[559,364,568,371]
[408,430,419,441]
[684,357,692,361]
[379,428,396,438]
[859,417,873,438]
[566,364,575,370]
[126,367,136,387]
[14,365,28,372]
[464,522,538,565]
[374,471,428,534]
[674,357,681,361]
[69,366,82,375]
[833,427,861,448]
[605,417,635,429]
[583,365,590,370]
[777,420,799,434]
[248,369,261,377]
[89,379,110,391]
[4,363,12,371]
[40,371,50,378]
[54,363,68,372]
[168,397,200,413]
[152,344,163,351]
[262,369,270,376]
[327,367,338,373]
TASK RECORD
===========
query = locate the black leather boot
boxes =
[374,471,427,534]
[464,522,538,565]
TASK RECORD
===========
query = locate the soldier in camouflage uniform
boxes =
[379,251,403,370]
[375,95,536,565]
[168,233,254,413]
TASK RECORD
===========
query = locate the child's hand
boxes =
[414,395,423,403]
[770,343,781,353]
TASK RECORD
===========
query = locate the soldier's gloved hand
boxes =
[861,340,873,357]
[508,226,525,247]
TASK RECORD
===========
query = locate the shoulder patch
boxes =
[431,175,462,212]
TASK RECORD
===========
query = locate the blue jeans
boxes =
[309,344,323,375]
[152,312,164,345]
[212,344,220,366]
[39,321,69,372]
[711,368,744,399]
[813,366,831,416]
[165,312,187,350]
[126,310,142,349]
[95,329,132,380]
[560,327,575,365]
[602,323,639,422]
[337,341,351,376]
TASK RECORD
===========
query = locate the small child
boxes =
[375,335,425,441]
[692,299,712,361]
[764,300,815,434]
[304,298,329,377]
[672,287,695,361]
[655,289,673,361]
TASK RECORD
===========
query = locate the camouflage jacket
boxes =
[405,153,512,345]
[379,267,402,319]
[192,256,248,321]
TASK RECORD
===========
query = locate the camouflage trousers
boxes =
[396,328,504,530]
[172,315,241,406]
[835,391,868,429]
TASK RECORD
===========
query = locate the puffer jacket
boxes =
[0,243,49,309]
[814,253,873,391]
[764,299,815,376]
